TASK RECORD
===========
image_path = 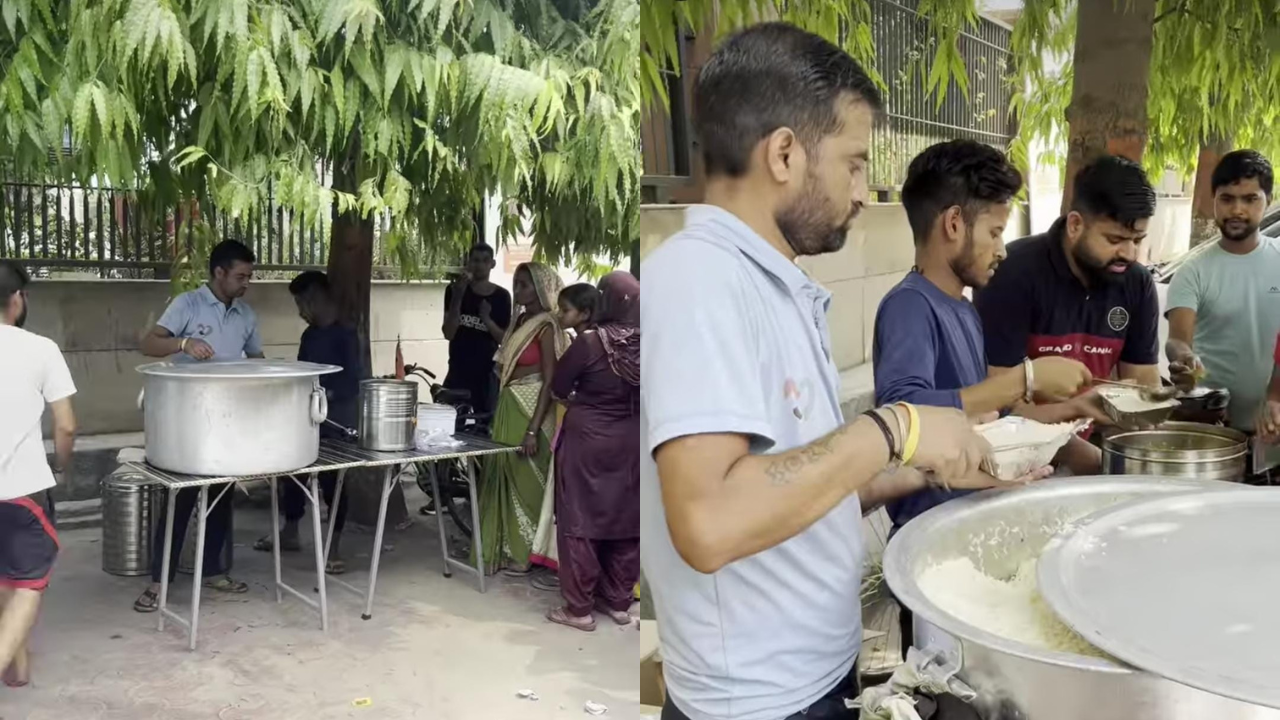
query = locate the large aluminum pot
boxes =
[357,379,418,451]
[138,360,340,476]
[1102,421,1247,481]
[884,476,1279,720]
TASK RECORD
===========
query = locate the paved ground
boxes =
[1,491,638,720]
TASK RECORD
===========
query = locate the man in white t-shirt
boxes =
[0,260,77,687]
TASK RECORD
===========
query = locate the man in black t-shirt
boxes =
[443,243,512,416]
[974,155,1161,474]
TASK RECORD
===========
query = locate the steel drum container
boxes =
[1101,422,1247,481]
[101,469,166,576]
[884,476,1280,720]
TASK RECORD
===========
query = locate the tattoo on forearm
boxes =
[764,423,851,486]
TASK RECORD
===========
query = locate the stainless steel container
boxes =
[357,380,418,451]
[138,360,340,476]
[884,476,1279,720]
[1102,422,1248,481]
[101,469,166,576]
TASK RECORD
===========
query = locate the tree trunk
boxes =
[326,133,375,378]
[1059,0,1157,213]
[1190,134,1233,247]
[630,238,640,279]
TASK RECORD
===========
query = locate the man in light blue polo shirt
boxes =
[132,239,262,613]
[642,24,1019,720]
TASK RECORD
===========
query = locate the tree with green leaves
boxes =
[0,0,639,366]
[643,0,1280,217]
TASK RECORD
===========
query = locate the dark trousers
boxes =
[558,533,638,617]
[442,368,497,416]
[662,668,860,720]
[150,484,233,583]
[280,471,347,536]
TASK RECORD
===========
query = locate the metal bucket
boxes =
[884,476,1279,719]
[1102,422,1248,481]
[358,380,418,451]
[101,470,166,576]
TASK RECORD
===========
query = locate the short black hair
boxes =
[0,259,30,302]
[468,243,495,260]
[288,270,330,298]
[1070,155,1157,230]
[559,283,599,316]
[693,22,883,178]
[901,140,1023,245]
[1212,150,1273,197]
[209,239,256,276]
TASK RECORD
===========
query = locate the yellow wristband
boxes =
[897,402,921,465]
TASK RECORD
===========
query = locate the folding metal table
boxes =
[125,444,365,650]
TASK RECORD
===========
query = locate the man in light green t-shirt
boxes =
[1166,150,1280,433]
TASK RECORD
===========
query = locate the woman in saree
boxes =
[477,262,570,574]
[545,272,640,631]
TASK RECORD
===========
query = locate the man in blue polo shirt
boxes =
[873,140,1096,532]
[974,155,1162,474]
[133,239,263,612]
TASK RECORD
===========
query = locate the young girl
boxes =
[558,283,599,334]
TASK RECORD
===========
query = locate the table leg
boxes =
[189,485,209,651]
[465,458,486,594]
[270,476,282,603]
[362,465,396,620]
[308,473,329,632]
[428,463,451,578]
[323,469,347,564]
[158,487,177,633]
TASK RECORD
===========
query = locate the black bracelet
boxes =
[862,409,901,462]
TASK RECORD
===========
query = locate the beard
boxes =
[951,229,997,289]
[1072,243,1129,286]
[1218,218,1257,242]
[775,175,857,256]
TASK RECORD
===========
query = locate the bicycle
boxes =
[397,364,492,540]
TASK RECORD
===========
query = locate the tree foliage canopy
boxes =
[641,0,1280,180]
[0,0,639,272]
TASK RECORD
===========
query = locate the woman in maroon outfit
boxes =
[545,272,640,631]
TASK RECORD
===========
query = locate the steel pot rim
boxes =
[882,476,1243,676]
[137,359,341,379]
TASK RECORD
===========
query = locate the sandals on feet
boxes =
[546,606,596,632]
[595,604,634,626]
[133,589,159,613]
[325,559,347,575]
[203,576,250,594]
[530,573,560,591]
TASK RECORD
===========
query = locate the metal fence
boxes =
[640,0,1017,197]
[0,177,402,279]
[869,0,1015,195]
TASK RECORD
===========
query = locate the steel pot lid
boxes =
[137,359,341,378]
[1038,488,1280,709]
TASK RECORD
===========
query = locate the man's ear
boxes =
[1065,210,1085,240]
[762,127,804,186]
[940,205,966,246]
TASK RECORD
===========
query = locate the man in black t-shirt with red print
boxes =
[975,155,1161,474]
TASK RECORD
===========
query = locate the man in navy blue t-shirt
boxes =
[253,271,360,573]
[873,140,1096,531]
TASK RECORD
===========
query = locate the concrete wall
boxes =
[23,280,452,435]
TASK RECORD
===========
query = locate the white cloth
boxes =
[641,205,863,720]
[0,325,76,500]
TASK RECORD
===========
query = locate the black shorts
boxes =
[0,493,60,592]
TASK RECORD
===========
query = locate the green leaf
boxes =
[385,45,406,106]
[331,66,346,120]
